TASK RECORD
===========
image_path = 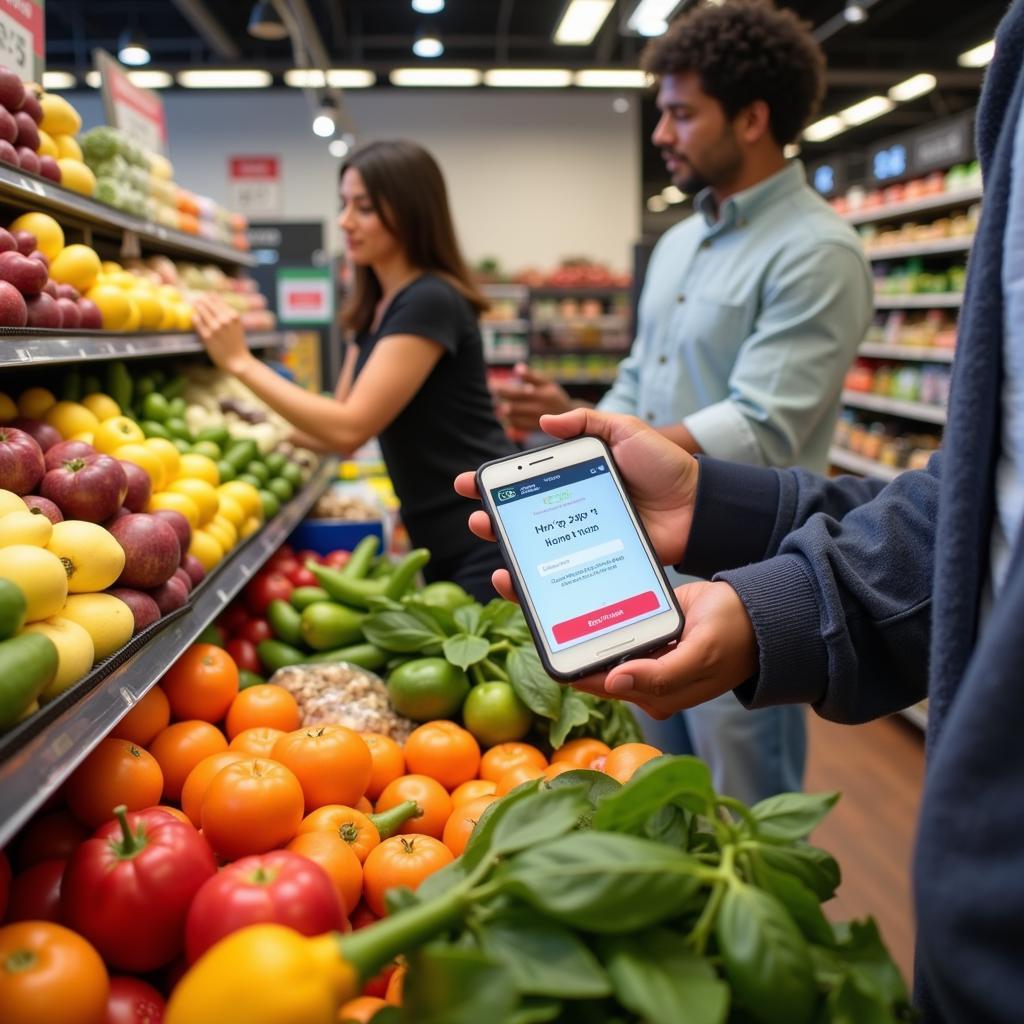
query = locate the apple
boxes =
[0,139,16,166]
[0,71,25,113]
[22,494,63,523]
[16,148,38,175]
[0,228,17,253]
[41,452,128,522]
[55,283,80,302]
[20,93,42,125]
[0,279,27,326]
[150,508,191,557]
[12,417,61,452]
[173,566,193,593]
[28,250,47,270]
[13,230,35,256]
[77,298,102,330]
[42,279,57,298]
[118,459,152,512]
[25,292,61,328]
[104,506,132,527]
[110,514,181,588]
[148,574,189,615]
[38,156,60,183]
[0,425,44,494]
[107,587,161,633]
[0,251,47,294]
[44,439,96,471]
[55,296,80,329]
[180,553,206,588]
[0,106,15,145]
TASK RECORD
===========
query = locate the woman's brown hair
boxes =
[339,139,488,333]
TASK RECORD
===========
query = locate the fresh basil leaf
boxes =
[507,998,564,1024]
[593,756,713,833]
[507,646,562,720]
[461,779,543,872]
[454,603,483,635]
[598,929,729,1024]
[750,791,840,841]
[477,907,610,998]
[384,885,420,916]
[415,857,469,902]
[404,596,459,636]
[442,633,491,669]
[755,862,834,946]
[479,598,519,632]
[715,883,818,1024]
[542,767,621,806]
[643,803,693,849]
[362,610,445,653]
[829,918,908,1008]
[363,1008,401,1024]
[491,785,591,856]
[820,975,900,1024]
[549,690,593,748]
[756,842,841,901]
[401,946,518,1023]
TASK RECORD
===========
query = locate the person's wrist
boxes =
[226,350,256,378]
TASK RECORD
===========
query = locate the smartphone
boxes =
[476,436,683,680]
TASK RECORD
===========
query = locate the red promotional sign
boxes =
[95,49,168,155]
[0,0,45,81]
[229,155,282,215]
[229,157,280,181]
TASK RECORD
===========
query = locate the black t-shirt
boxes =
[353,274,515,564]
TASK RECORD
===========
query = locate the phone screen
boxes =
[489,455,672,653]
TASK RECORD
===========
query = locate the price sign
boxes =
[228,155,282,215]
[95,48,168,156]
[0,0,44,81]
[277,267,334,326]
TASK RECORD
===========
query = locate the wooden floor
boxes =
[805,712,925,982]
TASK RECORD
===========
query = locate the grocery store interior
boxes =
[0,0,1012,1020]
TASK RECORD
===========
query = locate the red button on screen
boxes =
[552,591,660,644]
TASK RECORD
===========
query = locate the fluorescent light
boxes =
[957,39,994,68]
[784,143,800,158]
[284,68,375,88]
[412,0,445,11]
[840,94,895,126]
[555,1,614,45]
[177,69,273,88]
[661,185,686,203]
[888,73,936,102]
[42,71,76,90]
[127,70,172,89]
[646,195,668,212]
[389,67,481,87]
[803,115,846,142]
[483,68,573,88]
[574,69,649,88]
[312,115,334,137]
[119,45,150,66]
[627,0,680,37]
[612,97,630,113]
[843,2,868,24]
[328,138,350,158]
[413,35,444,58]
[85,70,101,88]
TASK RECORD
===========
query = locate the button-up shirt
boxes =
[599,161,873,472]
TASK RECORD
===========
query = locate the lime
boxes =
[258,489,280,519]
[142,391,170,422]
[387,658,470,722]
[191,440,222,460]
[196,425,231,446]
[280,462,304,488]
[168,396,187,419]
[164,417,191,441]
[237,473,264,489]
[418,581,474,613]
[172,438,191,453]
[462,681,533,746]
[140,419,171,440]
[135,377,155,399]
[216,459,236,483]
[264,452,286,475]
[244,460,270,484]
[267,477,294,502]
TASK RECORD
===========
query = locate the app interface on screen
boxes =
[491,456,670,652]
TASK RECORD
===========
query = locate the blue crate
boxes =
[287,518,385,557]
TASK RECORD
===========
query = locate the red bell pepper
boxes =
[61,805,216,972]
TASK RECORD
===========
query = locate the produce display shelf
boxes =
[480,319,530,332]
[534,315,629,329]
[841,390,947,424]
[529,286,629,300]
[533,344,630,356]
[874,293,963,309]
[859,343,956,363]
[844,186,984,226]
[0,329,288,367]
[554,374,618,386]
[865,235,974,261]
[0,456,338,848]
[900,703,929,731]
[829,446,904,482]
[0,163,255,268]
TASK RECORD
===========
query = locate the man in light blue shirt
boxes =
[494,2,872,803]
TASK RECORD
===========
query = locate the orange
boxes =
[479,742,548,783]
[361,733,405,801]
[450,779,497,807]
[148,720,228,802]
[229,725,286,758]
[551,737,611,769]
[375,775,452,840]
[180,750,246,826]
[225,685,301,738]
[362,836,453,918]
[65,738,164,829]
[442,795,496,857]
[543,762,575,781]
[109,685,170,747]
[602,742,663,783]
[297,805,380,863]
[153,805,192,825]
[495,762,546,796]
[339,996,389,1023]
[286,830,363,916]
[402,721,480,791]
[272,726,373,810]
[160,643,239,723]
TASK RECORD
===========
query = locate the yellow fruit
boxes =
[110,271,137,291]
[148,490,200,529]
[157,301,177,331]
[93,416,145,455]
[176,305,193,332]
[0,392,16,422]
[69,431,94,445]
[59,593,134,661]
[143,437,181,482]
[216,493,246,529]
[168,478,218,525]
[0,545,68,621]
[80,393,120,420]
[239,516,261,540]
[56,158,96,197]
[39,94,82,136]
[0,490,27,516]
[218,480,262,520]
[26,617,95,700]
[176,452,219,486]
[36,129,57,159]
[188,530,224,571]
[85,285,132,330]
[47,520,126,593]
[9,213,64,261]
[123,299,141,332]
[206,516,237,552]
[0,510,52,547]
[114,442,165,491]
[131,290,164,330]
[44,401,99,440]
[55,134,83,161]
[101,261,123,275]
[17,387,56,419]
[50,244,102,292]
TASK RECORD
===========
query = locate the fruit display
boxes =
[833,410,941,471]
[873,257,967,297]
[857,203,979,253]
[829,161,983,217]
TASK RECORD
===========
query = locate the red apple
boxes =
[44,439,96,471]
[180,553,206,587]
[25,292,61,328]
[20,93,41,125]
[0,228,17,253]
[41,452,128,522]
[0,251,46,294]
[38,156,60,184]
[110,514,181,588]
[55,283,79,301]
[16,148,38,175]
[104,506,131,527]
[0,279,27,326]
[28,250,47,270]
[41,279,57,298]
[77,298,102,329]
[173,567,193,593]
[21,494,63,523]
[0,106,15,145]
[107,587,161,633]
[11,418,61,452]
[0,139,16,166]
[0,72,25,113]
[55,296,80,329]
[118,459,152,512]
[148,574,189,615]
[150,508,191,557]
[12,230,35,256]
[0,426,44,494]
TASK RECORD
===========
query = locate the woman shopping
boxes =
[193,139,515,600]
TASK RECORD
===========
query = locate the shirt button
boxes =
[700,239,712,250]
[737,217,748,227]
[646,412,656,422]
[677,294,686,303]
[658,355,668,364]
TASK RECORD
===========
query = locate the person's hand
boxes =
[571,581,758,720]
[192,294,252,375]
[490,364,575,432]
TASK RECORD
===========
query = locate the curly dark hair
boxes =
[641,0,826,146]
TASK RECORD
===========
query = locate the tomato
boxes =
[339,995,388,1023]
[235,618,272,645]
[543,762,575,781]
[349,902,379,930]
[286,830,362,916]
[153,805,191,825]
[294,549,322,567]
[5,859,65,922]
[148,720,228,802]
[272,725,373,810]
[403,721,480,791]
[442,795,496,857]
[266,554,300,576]
[200,757,305,860]
[285,565,318,588]
[65,739,164,829]
[479,742,548,784]
[450,779,497,807]
[361,733,405,801]
[180,751,246,827]
[244,571,294,616]
[322,549,351,569]
[104,976,166,1024]
[229,725,285,758]
[183,850,344,964]
[375,775,452,840]
[361,835,454,917]
[496,762,546,796]
[297,805,380,863]
[603,742,662,783]
[0,921,109,1024]
[109,686,170,747]
[225,637,261,675]
[551,737,611,769]
[218,604,249,636]
[225,684,301,738]
[13,809,88,868]
[159,644,239,723]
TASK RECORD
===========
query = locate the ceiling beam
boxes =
[168,0,240,60]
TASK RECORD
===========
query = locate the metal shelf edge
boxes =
[873,293,963,309]
[828,446,903,482]
[844,187,983,226]
[859,343,956,363]
[865,236,974,261]
[841,390,948,424]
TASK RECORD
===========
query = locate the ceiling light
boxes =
[248,0,289,41]
[555,0,614,45]
[117,29,150,67]
[312,98,336,138]
[126,70,173,89]
[957,39,995,68]
[802,115,846,142]
[328,138,351,158]
[284,68,375,88]
[627,0,681,37]
[839,94,895,126]
[413,31,444,58]
[646,195,669,212]
[574,69,649,88]
[42,71,76,90]
[843,2,868,24]
[612,97,630,113]
[389,67,482,87]
[888,73,937,102]
[661,185,686,203]
[85,70,101,88]
[783,143,800,158]
[483,68,573,87]
[412,0,445,11]
[177,69,273,88]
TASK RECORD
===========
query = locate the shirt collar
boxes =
[694,160,807,229]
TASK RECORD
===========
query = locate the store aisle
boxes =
[806,713,925,981]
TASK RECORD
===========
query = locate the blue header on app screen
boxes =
[491,457,669,651]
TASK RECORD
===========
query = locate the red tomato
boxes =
[322,549,352,569]
[286,565,318,587]
[103,976,165,1024]
[295,549,322,566]
[5,859,65,923]
[0,848,9,919]
[235,618,272,645]
[244,572,294,616]
[225,638,261,675]
[266,552,299,575]
[183,850,344,963]
[13,810,88,869]
[218,604,249,636]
